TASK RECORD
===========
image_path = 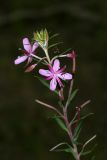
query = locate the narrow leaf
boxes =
[54,116,68,133]
[71,113,94,125]
[48,42,63,49]
[50,142,77,160]
[69,112,78,126]
[81,113,94,120]
[81,150,92,156]
[54,147,77,159]
[50,33,59,40]
[50,142,68,151]
[80,141,97,156]
[73,121,82,141]
[81,144,97,156]
[82,135,96,149]
[68,89,78,106]
[59,48,72,56]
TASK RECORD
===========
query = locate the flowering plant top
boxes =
[14,29,75,92]
[14,29,96,160]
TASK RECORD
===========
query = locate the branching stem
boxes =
[63,106,80,160]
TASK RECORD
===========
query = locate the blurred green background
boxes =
[0,0,107,159]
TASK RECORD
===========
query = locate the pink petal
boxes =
[50,78,57,91]
[56,77,64,87]
[23,38,32,53]
[14,55,28,65]
[53,59,60,72]
[39,69,51,77]
[57,65,66,74]
[25,64,37,72]
[60,73,72,80]
[32,42,39,52]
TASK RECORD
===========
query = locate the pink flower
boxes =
[39,59,72,91]
[14,38,38,65]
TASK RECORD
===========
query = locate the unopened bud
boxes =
[67,51,76,59]
[58,88,64,101]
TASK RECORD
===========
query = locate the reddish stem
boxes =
[63,107,80,160]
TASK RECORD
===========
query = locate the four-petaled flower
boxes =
[14,38,38,65]
[39,59,72,91]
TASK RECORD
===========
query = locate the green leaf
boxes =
[68,89,78,106]
[73,121,82,142]
[49,33,59,40]
[55,148,77,159]
[80,144,97,156]
[69,113,78,126]
[50,142,68,151]
[81,113,94,120]
[35,76,58,95]
[54,116,68,133]
[50,142,76,160]
[58,48,72,56]
[71,113,94,126]
[81,144,97,156]
[48,42,63,49]
[81,150,92,156]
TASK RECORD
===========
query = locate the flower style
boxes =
[39,59,72,91]
[14,38,38,65]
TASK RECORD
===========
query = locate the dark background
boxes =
[0,0,107,159]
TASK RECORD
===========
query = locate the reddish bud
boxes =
[67,50,76,59]
[25,64,37,72]
[58,88,64,101]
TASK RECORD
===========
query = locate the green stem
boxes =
[51,54,67,63]
[44,49,51,64]
[65,52,76,110]
[31,53,42,60]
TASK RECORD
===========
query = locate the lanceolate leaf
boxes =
[80,113,94,121]
[59,48,72,56]
[73,121,82,142]
[82,135,97,150]
[68,89,79,106]
[54,116,68,133]
[71,113,94,125]
[81,150,92,156]
[56,147,76,160]
[35,76,58,95]
[50,142,68,151]
[80,136,97,157]
[80,144,97,156]
[50,142,77,160]
[48,42,63,49]
[49,33,59,40]
[55,148,77,159]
